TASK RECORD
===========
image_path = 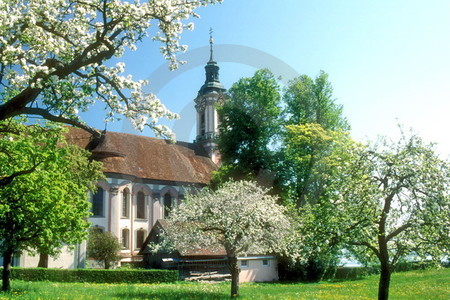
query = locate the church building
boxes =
[4,39,280,282]
[12,39,227,268]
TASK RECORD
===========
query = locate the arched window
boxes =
[136,191,146,219]
[122,188,130,218]
[121,228,130,249]
[136,229,146,249]
[164,193,172,218]
[92,187,104,217]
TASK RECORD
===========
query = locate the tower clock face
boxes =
[194,96,206,112]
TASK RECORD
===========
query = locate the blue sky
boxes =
[82,0,450,157]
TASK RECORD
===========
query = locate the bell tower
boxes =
[194,29,226,164]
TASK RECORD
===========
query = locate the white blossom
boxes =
[0,0,222,140]
[165,181,294,257]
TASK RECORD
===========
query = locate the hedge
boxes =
[9,267,178,284]
[334,261,444,280]
[334,266,378,280]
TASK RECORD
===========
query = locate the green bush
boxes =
[334,266,379,280]
[9,267,178,283]
[278,256,339,282]
[334,261,444,280]
[119,261,144,269]
[394,261,435,272]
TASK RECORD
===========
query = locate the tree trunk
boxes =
[38,253,49,268]
[104,260,110,269]
[228,256,240,298]
[378,262,391,300]
[2,247,14,292]
[378,234,391,300]
[378,201,391,300]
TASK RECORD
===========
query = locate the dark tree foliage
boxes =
[280,70,350,206]
[277,72,351,281]
[214,69,281,187]
[213,69,352,282]
[284,70,350,131]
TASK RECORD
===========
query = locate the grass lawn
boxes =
[0,268,448,299]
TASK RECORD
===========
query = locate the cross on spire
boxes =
[209,27,214,62]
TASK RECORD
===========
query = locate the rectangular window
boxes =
[92,188,104,217]
[122,199,128,218]
[262,259,269,266]
[136,191,146,219]
[122,189,130,218]
[240,260,248,268]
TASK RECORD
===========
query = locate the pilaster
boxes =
[109,185,120,237]
[152,192,161,225]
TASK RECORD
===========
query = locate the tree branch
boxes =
[18,107,99,137]
[35,22,76,47]
[349,241,381,260]
[16,107,105,151]
[386,223,412,242]
[0,163,41,186]
[0,87,42,120]
[202,226,225,235]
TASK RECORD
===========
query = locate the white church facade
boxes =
[74,129,219,266]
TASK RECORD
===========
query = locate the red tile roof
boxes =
[65,127,217,184]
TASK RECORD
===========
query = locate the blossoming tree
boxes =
[299,131,450,300]
[0,0,220,140]
[164,181,293,298]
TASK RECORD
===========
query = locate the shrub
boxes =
[334,266,379,280]
[119,261,144,269]
[278,256,339,282]
[333,261,443,280]
[394,261,436,272]
[87,228,121,269]
[9,267,178,283]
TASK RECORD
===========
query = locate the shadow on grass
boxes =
[114,290,229,300]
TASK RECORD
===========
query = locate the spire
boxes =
[194,30,227,164]
[209,27,214,62]
[197,28,225,96]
